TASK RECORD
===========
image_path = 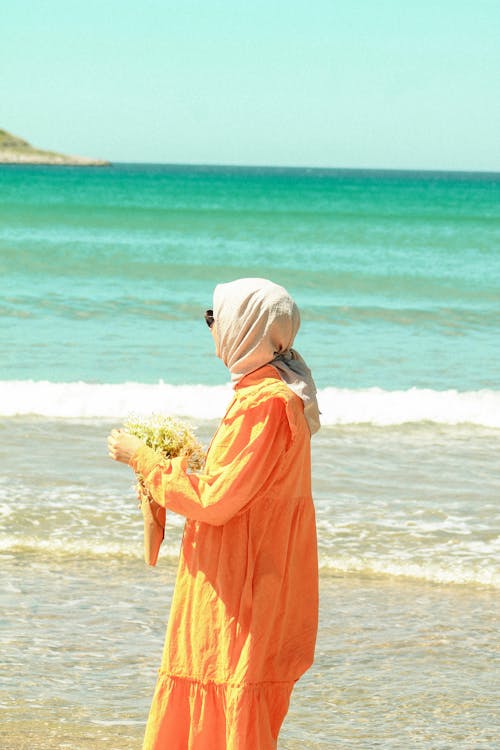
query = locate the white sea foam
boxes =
[0,380,233,420]
[2,535,498,588]
[318,386,500,428]
[0,534,180,562]
[1,380,500,427]
[320,553,500,588]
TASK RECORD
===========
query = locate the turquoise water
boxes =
[1,164,499,748]
[1,164,499,388]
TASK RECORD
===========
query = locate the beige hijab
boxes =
[213,278,320,434]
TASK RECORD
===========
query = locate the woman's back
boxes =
[162,365,318,685]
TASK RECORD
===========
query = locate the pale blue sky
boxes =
[1,0,499,170]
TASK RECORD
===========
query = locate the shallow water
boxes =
[2,557,498,749]
[2,418,499,588]
[1,418,499,748]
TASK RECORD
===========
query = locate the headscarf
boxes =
[212,278,320,434]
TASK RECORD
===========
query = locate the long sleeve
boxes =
[129,397,291,526]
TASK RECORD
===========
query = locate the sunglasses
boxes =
[204,309,215,328]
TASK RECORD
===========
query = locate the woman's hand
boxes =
[107,429,145,464]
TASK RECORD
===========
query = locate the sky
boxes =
[1,0,499,171]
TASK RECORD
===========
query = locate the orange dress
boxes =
[130,365,319,750]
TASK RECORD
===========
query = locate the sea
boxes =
[1,163,499,749]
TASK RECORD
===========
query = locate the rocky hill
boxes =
[0,128,109,165]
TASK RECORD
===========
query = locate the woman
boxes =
[108,278,320,750]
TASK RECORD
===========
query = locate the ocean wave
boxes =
[2,537,498,588]
[318,386,500,428]
[0,535,147,560]
[0,380,499,427]
[320,554,500,589]
[1,380,500,427]
[0,380,233,420]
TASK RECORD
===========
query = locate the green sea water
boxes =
[1,164,499,388]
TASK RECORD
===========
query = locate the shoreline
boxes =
[0,150,109,166]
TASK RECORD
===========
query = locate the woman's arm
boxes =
[129,397,291,526]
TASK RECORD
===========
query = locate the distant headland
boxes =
[0,128,109,166]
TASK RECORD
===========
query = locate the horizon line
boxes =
[112,160,500,175]
[5,158,498,176]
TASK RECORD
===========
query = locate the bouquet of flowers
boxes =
[124,414,205,566]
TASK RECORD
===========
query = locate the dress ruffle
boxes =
[143,673,294,750]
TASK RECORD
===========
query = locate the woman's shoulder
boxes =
[230,365,306,438]
[235,364,296,402]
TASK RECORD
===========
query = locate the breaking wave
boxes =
[1,380,499,427]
